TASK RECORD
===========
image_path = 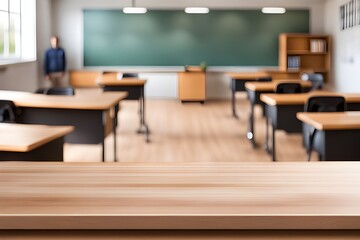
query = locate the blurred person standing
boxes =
[44,36,66,87]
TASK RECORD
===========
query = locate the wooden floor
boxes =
[65,94,309,163]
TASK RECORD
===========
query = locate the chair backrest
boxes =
[123,73,138,78]
[35,88,48,94]
[305,96,347,112]
[301,73,324,91]
[45,87,75,96]
[0,100,18,123]
[255,77,272,82]
[275,83,302,94]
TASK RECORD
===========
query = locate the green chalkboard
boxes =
[84,10,309,66]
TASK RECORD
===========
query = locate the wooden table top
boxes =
[245,80,312,92]
[0,90,128,110]
[98,76,147,86]
[0,123,74,152]
[297,112,360,130]
[261,91,360,106]
[227,72,270,80]
[2,162,360,229]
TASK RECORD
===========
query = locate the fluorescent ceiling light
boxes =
[185,7,209,14]
[262,7,286,14]
[123,0,147,14]
[123,7,147,14]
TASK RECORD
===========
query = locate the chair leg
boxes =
[307,129,317,161]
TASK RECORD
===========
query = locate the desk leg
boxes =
[231,86,238,119]
[247,100,256,148]
[102,111,106,162]
[137,86,150,143]
[265,115,270,152]
[113,106,117,162]
[272,122,276,162]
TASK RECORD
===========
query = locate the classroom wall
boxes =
[324,0,360,93]
[0,0,52,92]
[36,0,54,88]
[0,62,38,91]
[46,0,326,99]
[49,0,326,99]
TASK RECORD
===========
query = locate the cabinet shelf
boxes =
[287,50,327,55]
[279,34,331,82]
[285,68,329,73]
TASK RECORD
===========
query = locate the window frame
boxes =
[0,0,22,60]
[0,0,36,66]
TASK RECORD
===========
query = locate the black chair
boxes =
[252,76,272,116]
[0,100,20,123]
[301,73,324,91]
[255,77,272,82]
[304,96,346,161]
[264,82,303,153]
[275,83,302,94]
[123,73,138,78]
[35,88,48,94]
[45,87,75,96]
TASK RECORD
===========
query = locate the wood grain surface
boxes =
[0,124,74,152]
[227,72,269,80]
[245,80,311,91]
[0,90,128,110]
[297,112,360,130]
[260,92,360,106]
[1,162,360,229]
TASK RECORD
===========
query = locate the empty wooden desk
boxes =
[228,72,269,118]
[0,90,128,162]
[2,162,360,238]
[0,123,73,161]
[98,75,150,142]
[297,112,360,161]
[245,80,312,147]
[261,92,360,161]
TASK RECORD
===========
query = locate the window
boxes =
[0,0,35,64]
[0,0,21,58]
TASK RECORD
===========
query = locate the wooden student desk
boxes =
[260,92,360,162]
[245,80,312,147]
[297,112,360,161]
[98,74,150,142]
[2,162,360,239]
[227,72,270,118]
[0,123,73,161]
[0,90,128,162]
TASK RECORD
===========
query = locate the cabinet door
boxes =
[178,72,206,101]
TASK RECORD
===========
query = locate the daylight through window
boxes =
[0,0,21,58]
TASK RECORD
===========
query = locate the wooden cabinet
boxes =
[178,67,206,103]
[279,34,331,82]
[69,71,102,88]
